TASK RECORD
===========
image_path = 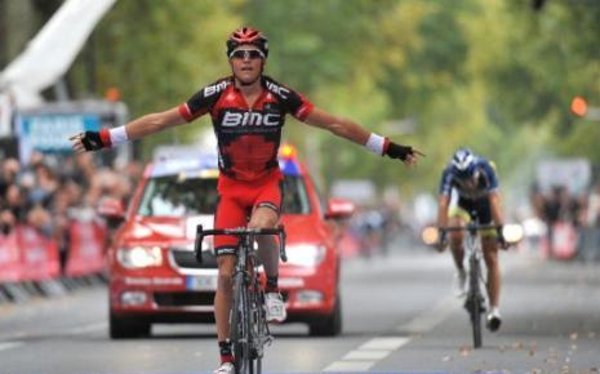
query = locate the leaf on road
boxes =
[459,345,471,357]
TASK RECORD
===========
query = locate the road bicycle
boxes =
[195,225,287,374]
[441,223,502,349]
[423,221,522,348]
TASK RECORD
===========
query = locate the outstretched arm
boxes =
[70,106,186,153]
[302,107,424,166]
[489,191,505,226]
[434,193,451,251]
[437,194,451,229]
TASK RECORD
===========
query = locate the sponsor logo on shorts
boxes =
[215,246,237,256]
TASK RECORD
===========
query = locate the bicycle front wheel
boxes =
[231,272,251,374]
[248,288,266,374]
[468,258,483,348]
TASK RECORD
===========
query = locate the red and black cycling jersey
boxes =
[178,75,314,182]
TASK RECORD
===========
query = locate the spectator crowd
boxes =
[0,152,142,271]
[530,182,600,260]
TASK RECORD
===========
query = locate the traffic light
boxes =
[570,96,588,117]
[105,87,121,102]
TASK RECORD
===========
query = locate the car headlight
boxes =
[502,224,524,244]
[285,244,326,267]
[421,226,439,245]
[117,246,163,268]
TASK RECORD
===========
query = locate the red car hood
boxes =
[119,214,327,246]
[281,214,328,244]
[120,215,214,244]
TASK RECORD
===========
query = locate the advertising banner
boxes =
[15,225,60,281]
[0,231,21,282]
[17,113,100,156]
[65,221,106,277]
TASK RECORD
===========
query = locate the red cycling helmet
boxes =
[226,26,269,58]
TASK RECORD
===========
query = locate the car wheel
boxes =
[109,312,151,339]
[308,295,342,337]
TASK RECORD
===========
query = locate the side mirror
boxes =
[324,198,355,220]
[97,197,125,229]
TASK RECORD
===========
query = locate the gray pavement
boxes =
[0,245,598,374]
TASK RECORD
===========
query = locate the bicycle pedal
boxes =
[463,298,472,311]
[264,334,274,347]
[250,347,260,359]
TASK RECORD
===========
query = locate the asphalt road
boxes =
[1,244,599,374]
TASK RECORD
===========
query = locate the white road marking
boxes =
[342,349,391,360]
[323,360,375,371]
[323,336,410,372]
[0,342,24,352]
[322,284,458,372]
[359,337,410,350]
[397,293,461,334]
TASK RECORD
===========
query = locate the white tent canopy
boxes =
[0,0,117,110]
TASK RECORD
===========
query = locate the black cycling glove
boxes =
[496,225,508,249]
[437,228,448,252]
[80,131,107,151]
[384,141,415,161]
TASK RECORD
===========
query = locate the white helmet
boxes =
[451,148,477,179]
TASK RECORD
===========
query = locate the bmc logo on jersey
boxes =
[265,81,290,99]
[204,81,230,97]
[222,110,281,127]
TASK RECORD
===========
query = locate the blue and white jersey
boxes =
[438,156,499,200]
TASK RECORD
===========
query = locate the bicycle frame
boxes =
[194,225,287,374]
[443,223,500,349]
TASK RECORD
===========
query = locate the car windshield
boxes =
[137,174,311,216]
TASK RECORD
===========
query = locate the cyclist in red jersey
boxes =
[70,26,424,374]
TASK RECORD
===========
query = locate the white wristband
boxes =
[365,133,386,156]
[109,126,129,145]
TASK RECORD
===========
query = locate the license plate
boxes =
[185,275,218,291]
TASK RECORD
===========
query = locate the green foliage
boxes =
[69,0,599,195]
[83,0,242,158]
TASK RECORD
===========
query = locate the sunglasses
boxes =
[229,49,265,60]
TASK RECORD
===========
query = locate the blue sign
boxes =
[18,114,100,152]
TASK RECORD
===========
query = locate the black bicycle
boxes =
[442,223,501,349]
[195,225,287,374]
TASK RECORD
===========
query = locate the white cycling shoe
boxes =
[214,362,234,374]
[486,308,502,332]
[265,292,287,322]
[453,270,467,297]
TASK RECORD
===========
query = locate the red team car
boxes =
[101,145,354,338]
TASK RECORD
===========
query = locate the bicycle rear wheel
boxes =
[231,272,251,373]
[468,258,483,348]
